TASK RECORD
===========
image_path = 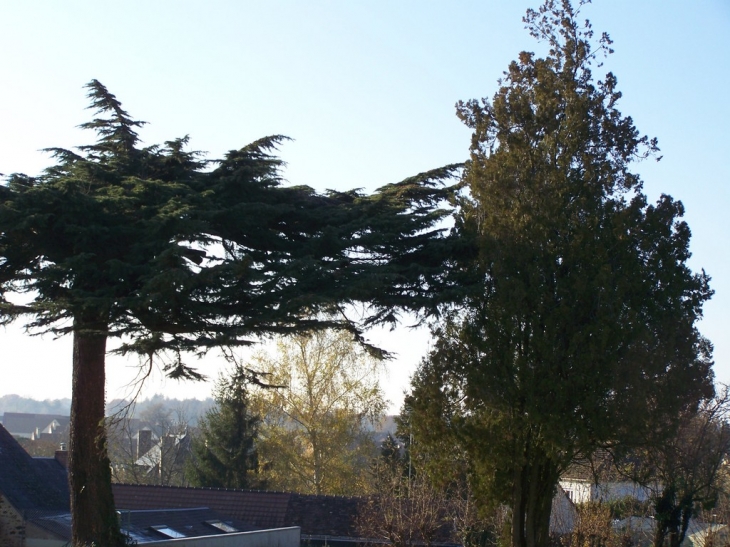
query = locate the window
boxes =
[206,520,239,533]
[150,525,186,539]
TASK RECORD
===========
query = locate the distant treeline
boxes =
[0,393,214,426]
[0,394,71,415]
[107,394,215,426]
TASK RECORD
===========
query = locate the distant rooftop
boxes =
[2,412,70,439]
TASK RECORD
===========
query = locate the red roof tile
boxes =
[112,484,291,529]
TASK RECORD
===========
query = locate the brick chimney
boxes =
[55,442,68,469]
[137,429,153,459]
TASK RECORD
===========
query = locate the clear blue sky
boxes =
[1,1,728,411]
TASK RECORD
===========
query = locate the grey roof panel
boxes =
[0,424,70,513]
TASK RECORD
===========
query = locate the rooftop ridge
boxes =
[113,482,362,499]
[117,506,212,514]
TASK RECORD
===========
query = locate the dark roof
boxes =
[29,507,258,544]
[112,484,362,537]
[0,423,70,514]
[26,512,72,539]
[121,507,257,537]
[562,460,597,482]
[0,424,366,540]
[2,412,69,436]
[113,484,292,530]
[285,493,361,537]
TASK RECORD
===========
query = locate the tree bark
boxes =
[677,504,693,547]
[526,457,557,547]
[68,314,125,547]
[512,459,527,547]
[512,443,559,547]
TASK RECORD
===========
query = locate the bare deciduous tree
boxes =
[357,464,453,547]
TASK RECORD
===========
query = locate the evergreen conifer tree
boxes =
[0,81,458,546]
[187,365,264,489]
[407,3,714,547]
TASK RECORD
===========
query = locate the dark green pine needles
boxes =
[0,80,460,546]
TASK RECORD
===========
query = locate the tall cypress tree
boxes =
[0,81,458,546]
[407,2,714,547]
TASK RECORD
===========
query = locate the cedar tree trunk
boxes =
[68,313,125,547]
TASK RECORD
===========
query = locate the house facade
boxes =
[559,454,653,504]
[559,477,652,504]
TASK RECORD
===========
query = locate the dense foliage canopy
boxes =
[407,2,714,547]
[187,365,264,489]
[0,81,458,546]
[252,330,385,495]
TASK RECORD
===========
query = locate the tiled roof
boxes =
[0,423,69,513]
[26,512,72,539]
[29,457,71,506]
[29,506,258,544]
[120,507,258,537]
[112,484,363,537]
[0,424,371,541]
[285,493,361,537]
[113,484,292,530]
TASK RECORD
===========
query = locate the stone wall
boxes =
[0,493,25,547]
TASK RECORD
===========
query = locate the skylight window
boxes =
[150,525,187,539]
[206,520,239,533]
